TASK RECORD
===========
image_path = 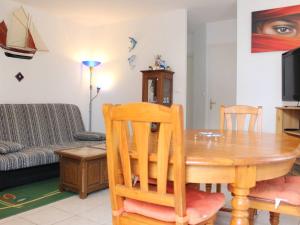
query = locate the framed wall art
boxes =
[252,4,300,53]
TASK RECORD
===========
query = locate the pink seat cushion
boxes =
[249,176,300,206]
[123,188,225,225]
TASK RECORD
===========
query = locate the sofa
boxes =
[0,104,104,190]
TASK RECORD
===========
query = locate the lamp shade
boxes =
[82,60,101,67]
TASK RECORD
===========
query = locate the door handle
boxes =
[210,99,216,110]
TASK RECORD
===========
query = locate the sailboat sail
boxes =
[29,23,48,51]
[0,21,7,46]
[0,6,48,59]
[27,31,36,49]
[6,7,30,49]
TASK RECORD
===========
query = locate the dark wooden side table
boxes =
[55,146,108,199]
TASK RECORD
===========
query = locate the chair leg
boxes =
[206,183,212,193]
[216,183,221,193]
[270,212,280,225]
[248,208,255,225]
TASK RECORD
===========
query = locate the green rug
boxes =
[0,178,74,219]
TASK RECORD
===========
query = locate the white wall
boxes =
[206,19,237,45]
[0,0,187,132]
[0,0,92,126]
[237,0,300,132]
[90,10,188,132]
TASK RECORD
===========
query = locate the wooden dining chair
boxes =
[248,176,300,225]
[103,103,225,225]
[206,105,263,193]
[220,105,263,132]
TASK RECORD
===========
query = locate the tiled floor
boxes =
[0,186,299,225]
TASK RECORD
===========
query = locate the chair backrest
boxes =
[103,103,186,219]
[220,105,262,132]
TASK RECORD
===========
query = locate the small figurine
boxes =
[159,60,166,69]
[148,55,170,70]
[154,55,162,69]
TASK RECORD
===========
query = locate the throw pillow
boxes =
[74,132,106,141]
[0,141,25,154]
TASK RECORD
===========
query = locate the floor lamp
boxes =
[82,60,101,132]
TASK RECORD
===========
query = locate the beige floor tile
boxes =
[53,216,98,225]
[0,217,35,225]
[256,210,300,225]
[2,188,300,225]
[19,206,73,225]
[216,211,231,225]
[86,189,110,203]
[78,205,112,224]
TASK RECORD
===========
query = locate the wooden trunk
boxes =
[56,147,108,199]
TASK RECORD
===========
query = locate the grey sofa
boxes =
[0,104,103,190]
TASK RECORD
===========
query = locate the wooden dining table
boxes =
[131,129,300,225]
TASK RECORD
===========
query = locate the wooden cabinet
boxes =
[142,70,173,106]
[276,106,300,175]
[276,107,300,135]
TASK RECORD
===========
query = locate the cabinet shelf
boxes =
[276,107,300,173]
[284,130,300,137]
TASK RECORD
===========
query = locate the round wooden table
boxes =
[183,130,300,225]
[131,130,300,225]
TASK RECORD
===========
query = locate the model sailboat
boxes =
[0,7,48,60]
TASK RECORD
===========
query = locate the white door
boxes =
[206,43,237,129]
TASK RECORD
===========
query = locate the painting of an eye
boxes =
[252,4,300,53]
[273,26,294,34]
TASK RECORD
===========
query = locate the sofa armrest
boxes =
[74,132,106,141]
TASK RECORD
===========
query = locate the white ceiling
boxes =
[11,0,236,28]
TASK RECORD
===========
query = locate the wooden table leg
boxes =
[231,185,250,225]
[230,166,256,225]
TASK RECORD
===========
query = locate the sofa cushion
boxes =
[0,141,103,171]
[0,104,85,147]
[0,141,24,154]
[44,104,85,145]
[0,147,59,171]
[74,132,106,141]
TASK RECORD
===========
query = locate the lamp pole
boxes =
[82,60,101,132]
[89,66,93,132]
